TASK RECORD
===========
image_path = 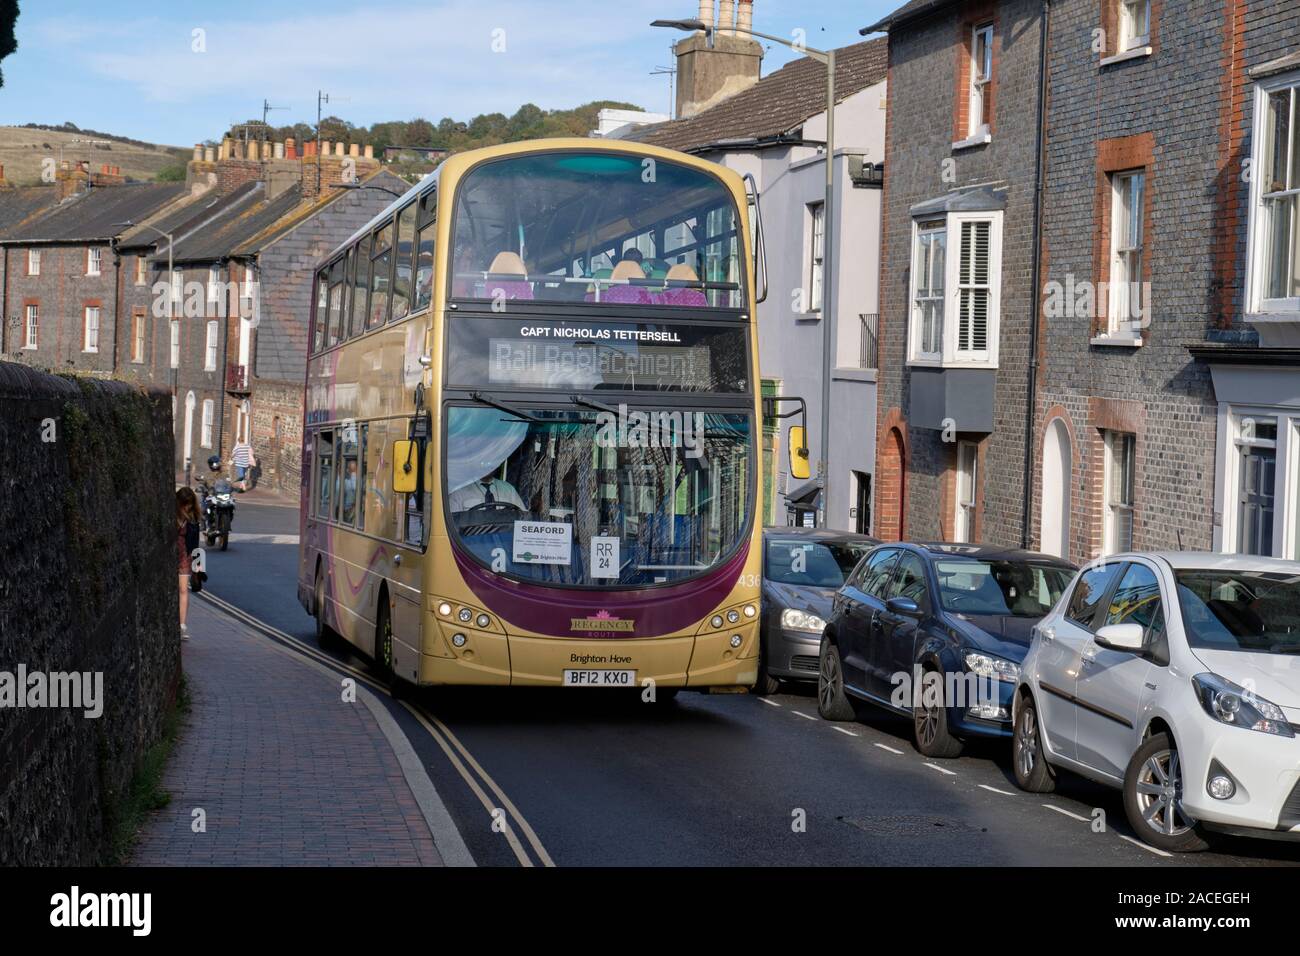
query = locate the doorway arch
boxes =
[1040,416,1072,559]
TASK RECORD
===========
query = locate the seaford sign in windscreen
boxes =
[447,319,749,392]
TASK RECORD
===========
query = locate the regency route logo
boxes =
[570,609,636,634]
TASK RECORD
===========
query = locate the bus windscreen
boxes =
[448,152,744,310]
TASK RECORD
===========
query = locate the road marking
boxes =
[757,698,781,707]
[874,743,905,755]
[1119,833,1173,858]
[792,710,817,721]
[1042,803,1090,823]
[196,591,554,868]
[832,727,858,737]
[924,762,957,776]
[979,784,1015,796]
[227,532,300,545]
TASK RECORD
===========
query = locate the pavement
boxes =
[130,598,448,866]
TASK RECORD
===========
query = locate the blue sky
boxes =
[0,0,897,146]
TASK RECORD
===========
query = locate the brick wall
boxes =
[1032,0,1226,562]
[875,0,1045,546]
[0,363,180,865]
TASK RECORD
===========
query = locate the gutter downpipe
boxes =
[1021,0,1051,549]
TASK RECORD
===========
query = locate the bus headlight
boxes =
[730,634,743,648]
[476,613,491,629]
[458,608,473,623]
[452,633,467,647]
[727,609,741,624]
[437,602,452,617]
[711,615,724,629]
[743,604,757,618]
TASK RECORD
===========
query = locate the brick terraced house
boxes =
[865,0,1300,563]
[0,137,406,495]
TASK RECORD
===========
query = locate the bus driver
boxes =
[448,470,526,513]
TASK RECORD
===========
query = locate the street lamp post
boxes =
[651,19,837,528]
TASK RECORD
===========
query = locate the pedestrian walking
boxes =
[177,487,201,638]
[231,438,256,492]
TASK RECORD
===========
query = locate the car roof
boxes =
[909,542,1076,567]
[762,527,880,545]
[1120,551,1300,574]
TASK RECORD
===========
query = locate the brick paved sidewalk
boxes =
[131,599,443,866]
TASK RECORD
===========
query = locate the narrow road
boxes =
[198,494,1300,867]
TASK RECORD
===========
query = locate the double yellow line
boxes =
[198,591,555,867]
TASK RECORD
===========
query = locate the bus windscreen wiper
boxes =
[568,394,617,415]
[468,391,539,423]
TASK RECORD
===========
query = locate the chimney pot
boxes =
[335,141,345,156]
[349,142,360,158]
[204,146,216,162]
[304,140,317,158]
[194,144,204,161]
[274,141,285,159]
[697,0,713,29]
[364,144,374,160]
[321,139,331,156]
[285,137,297,159]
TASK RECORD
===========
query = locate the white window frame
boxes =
[242,263,256,304]
[955,440,978,542]
[1102,430,1136,554]
[1218,406,1297,560]
[908,211,1002,368]
[208,266,221,306]
[83,307,100,353]
[1108,169,1146,334]
[169,319,180,369]
[135,255,147,286]
[1118,0,1151,53]
[969,23,994,138]
[28,248,40,276]
[1245,73,1300,319]
[807,203,825,313]
[205,320,219,371]
[201,399,214,449]
[24,304,38,349]
[131,311,146,364]
[86,247,101,277]
[910,219,946,362]
[171,268,184,310]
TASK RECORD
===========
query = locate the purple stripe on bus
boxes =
[452,542,751,639]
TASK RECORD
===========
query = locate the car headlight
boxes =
[1193,673,1294,738]
[963,651,1021,683]
[781,608,827,633]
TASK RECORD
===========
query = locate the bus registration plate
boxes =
[562,669,637,687]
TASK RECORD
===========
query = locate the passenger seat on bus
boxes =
[602,259,653,305]
[660,263,708,307]
[485,251,534,300]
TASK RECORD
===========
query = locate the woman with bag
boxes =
[177,487,201,638]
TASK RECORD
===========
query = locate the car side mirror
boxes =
[1094,622,1144,652]
[886,596,922,617]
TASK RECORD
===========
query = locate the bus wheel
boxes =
[314,569,338,650]
[375,598,403,696]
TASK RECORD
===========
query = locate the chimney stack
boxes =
[673,0,763,118]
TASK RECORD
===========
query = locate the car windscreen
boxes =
[1175,569,1300,653]
[934,560,1074,617]
[765,539,873,588]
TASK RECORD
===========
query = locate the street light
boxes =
[651,18,837,528]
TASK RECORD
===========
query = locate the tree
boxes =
[0,1,17,90]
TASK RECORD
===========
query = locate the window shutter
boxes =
[958,220,991,353]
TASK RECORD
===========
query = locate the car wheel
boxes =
[753,655,781,696]
[817,636,856,721]
[1123,732,1209,853]
[1012,694,1056,793]
[913,668,964,758]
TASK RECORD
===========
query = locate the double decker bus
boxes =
[297,138,767,694]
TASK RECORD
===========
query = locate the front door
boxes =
[1074,562,1160,779]
[1036,562,1123,761]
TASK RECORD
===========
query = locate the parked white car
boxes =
[1011,552,1300,852]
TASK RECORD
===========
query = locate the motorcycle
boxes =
[195,454,236,551]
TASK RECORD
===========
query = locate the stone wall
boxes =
[0,361,181,865]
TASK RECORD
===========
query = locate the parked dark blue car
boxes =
[818,543,1075,757]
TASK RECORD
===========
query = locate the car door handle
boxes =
[1144,681,1158,691]
[1040,626,1055,643]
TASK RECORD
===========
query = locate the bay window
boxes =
[908,211,1001,367]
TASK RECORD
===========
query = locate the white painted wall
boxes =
[704,80,886,529]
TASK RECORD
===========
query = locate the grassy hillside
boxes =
[0,125,187,185]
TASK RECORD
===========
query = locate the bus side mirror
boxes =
[788,426,810,481]
[392,440,419,493]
